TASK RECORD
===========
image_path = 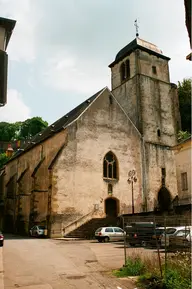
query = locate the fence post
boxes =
[153,216,163,278]
[122,216,127,266]
[164,216,167,282]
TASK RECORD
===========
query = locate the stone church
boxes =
[0,37,180,237]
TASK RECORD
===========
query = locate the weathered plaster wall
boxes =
[4,129,68,233]
[52,89,143,234]
[140,75,178,146]
[175,141,191,202]
[138,50,170,82]
[145,143,178,211]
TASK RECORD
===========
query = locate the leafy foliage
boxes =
[0,117,48,141]
[0,153,10,169]
[113,256,145,277]
[178,78,191,133]
[177,130,191,142]
[137,252,191,289]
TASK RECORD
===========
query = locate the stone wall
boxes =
[51,88,143,236]
[4,129,67,234]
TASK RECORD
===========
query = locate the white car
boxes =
[29,225,47,237]
[95,227,126,242]
[161,226,191,247]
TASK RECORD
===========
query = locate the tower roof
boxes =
[109,37,170,68]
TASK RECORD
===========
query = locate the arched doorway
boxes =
[158,187,171,212]
[105,198,119,217]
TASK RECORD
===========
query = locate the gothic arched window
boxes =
[120,63,126,82]
[103,152,118,180]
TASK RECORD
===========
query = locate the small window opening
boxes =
[125,59,130,79]
[161,168,166,186]
[181,172,188,191]
[152,66,157,74]
[157,129,161,137]
[109,95,113,105]
[108,184,113,194]
[120,63,126,82]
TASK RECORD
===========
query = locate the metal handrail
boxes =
[63,209,96,233]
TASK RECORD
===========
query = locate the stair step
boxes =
[64,217,119,238]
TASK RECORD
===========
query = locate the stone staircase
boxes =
[64,216,119,239]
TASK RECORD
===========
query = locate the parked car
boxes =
[95,227,125,242]
[0,231,4,246]
[29,225,47,237]
[161,226,189,248]
[169,228,192,250]
[125,222,164,247]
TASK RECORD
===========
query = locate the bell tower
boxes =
[109,37,180,147]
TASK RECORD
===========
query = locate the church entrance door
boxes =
[105,198,119,217]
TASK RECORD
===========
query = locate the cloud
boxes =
[42,51,110,94]
[0,89,31,122]
[0,0,42,62]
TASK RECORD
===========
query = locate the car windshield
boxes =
[38,226,45,230]
[95,228,102,233]
[166,228,176,234]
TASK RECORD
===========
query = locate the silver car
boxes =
[95,227,126,242]
[161,226,191,247]
[29,225,47,237]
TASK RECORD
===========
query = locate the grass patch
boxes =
[137,252,191,289]
[113,255,146,277]
[113,251,191,289]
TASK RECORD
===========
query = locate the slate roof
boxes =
[109,37,170,67]
[7,88,104,163]
[0,17,16,49]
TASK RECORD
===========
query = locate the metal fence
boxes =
[120,214,191,277]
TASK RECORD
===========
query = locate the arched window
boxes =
[120,63,126,82]
[103,152,118,180]
[125,59,130,79]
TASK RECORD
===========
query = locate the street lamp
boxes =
[127,170,137,214]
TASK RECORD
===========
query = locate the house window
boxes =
[103,152,118,180]
[181,172,188,190]
[125,59,130,79]
[157,129,161,137]
[152,66,157,74]
[120,63,126,82]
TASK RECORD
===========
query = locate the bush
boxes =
[113,256,145,277]
[137,252,191,289]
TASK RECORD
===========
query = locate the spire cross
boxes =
[134,19,139,37]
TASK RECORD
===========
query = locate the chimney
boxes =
[6,143,14,158]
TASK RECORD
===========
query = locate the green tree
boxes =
[0,153,10,169]
[18,117,48,139]
[0,122,20,141]
[178,78,191,133]
[0,117,48,141]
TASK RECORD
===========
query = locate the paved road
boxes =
[2,236,137,289]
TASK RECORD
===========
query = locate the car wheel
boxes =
[104,236,109,243]
[142,241,147,247]
[98,239,102,243]
[129,243,136,247]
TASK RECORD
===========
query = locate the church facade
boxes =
[1,37,180,237]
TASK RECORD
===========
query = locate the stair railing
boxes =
[63,208,97,236]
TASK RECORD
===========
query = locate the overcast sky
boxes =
[0,0,191,124]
